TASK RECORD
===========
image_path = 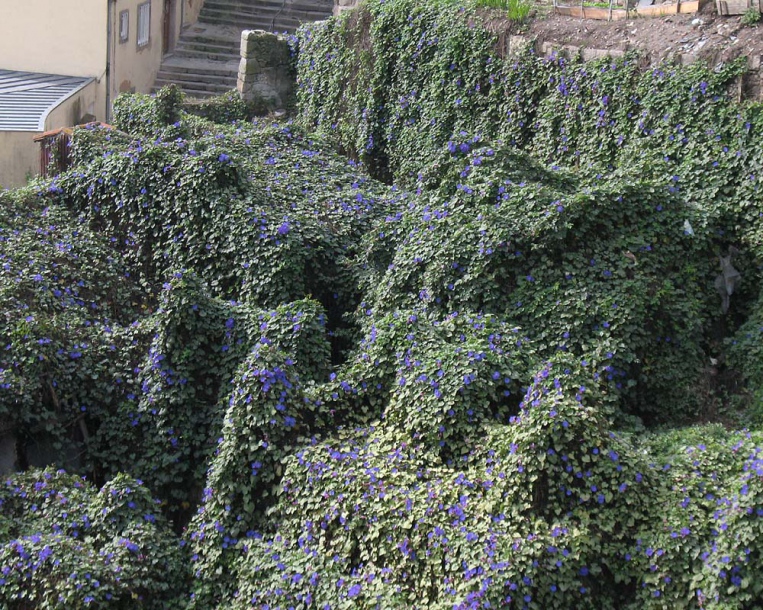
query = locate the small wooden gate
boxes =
[34,128,73,179]
[33,122,114,180]
[716,0,761,14]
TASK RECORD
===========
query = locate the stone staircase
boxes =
[153,0,333,99]
[201,0,334,31]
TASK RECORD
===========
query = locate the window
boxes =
[119,10,129,43]
[137,1,151,48]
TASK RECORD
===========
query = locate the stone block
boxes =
[678,53,697,66]
[238,29,295,109]
[580,47,624,61]
[506,35,531,57]
[241,30,290,64]
[333,0,359,16]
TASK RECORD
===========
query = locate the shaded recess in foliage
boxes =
[0,189,142,470]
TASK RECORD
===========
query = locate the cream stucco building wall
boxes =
[0,132,40,189]
[111,0,184,100]
[0,0,108,77]
[0,0,108,121]
[184,0,204,26]
[1,0,192,187]
[45,81,100,128]
[0,0,188,121]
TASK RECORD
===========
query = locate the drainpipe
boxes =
[106,0,116,122]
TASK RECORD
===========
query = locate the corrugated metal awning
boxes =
[0,70,94,132]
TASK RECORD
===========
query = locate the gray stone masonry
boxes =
[334,0,359,17]
[507,35,762,101]
[153,0,332,99]
[237,30,294,109]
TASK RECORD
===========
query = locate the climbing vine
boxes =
[1,1,763,608]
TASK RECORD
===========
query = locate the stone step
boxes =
[200,10,330,25]
[172,48,241,62]
[198,1,332,31]
[153,84,228,99]
[154,74,230,91]
[158,60,238,77]
[201,5,332,20]
[156,70,237,86]
[153,1,330,98]
[175,38,239,55]
[153,81,231,97]
[199,4,331,18]
[199,0,332,16]
[201,13,321,31]
[178,26,242,43]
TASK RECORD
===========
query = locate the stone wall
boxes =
[237,30,294,110]
[506,34,762,101]
[334,0,359,17]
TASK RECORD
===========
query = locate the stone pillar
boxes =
[334,0,359,17]
[748,55,762,102]
[237,30,294,110]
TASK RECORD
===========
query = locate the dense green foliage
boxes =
[0,469,186,607]
[295,0,763,420]
[1,0,763,608]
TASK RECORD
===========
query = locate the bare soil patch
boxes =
[481,4,763,66]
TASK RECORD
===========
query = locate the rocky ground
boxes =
[481,2,763,66]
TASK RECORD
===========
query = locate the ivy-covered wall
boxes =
[2,1,763,608]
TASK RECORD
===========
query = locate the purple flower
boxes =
[348,584,362,598]
[38,546,53,561]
